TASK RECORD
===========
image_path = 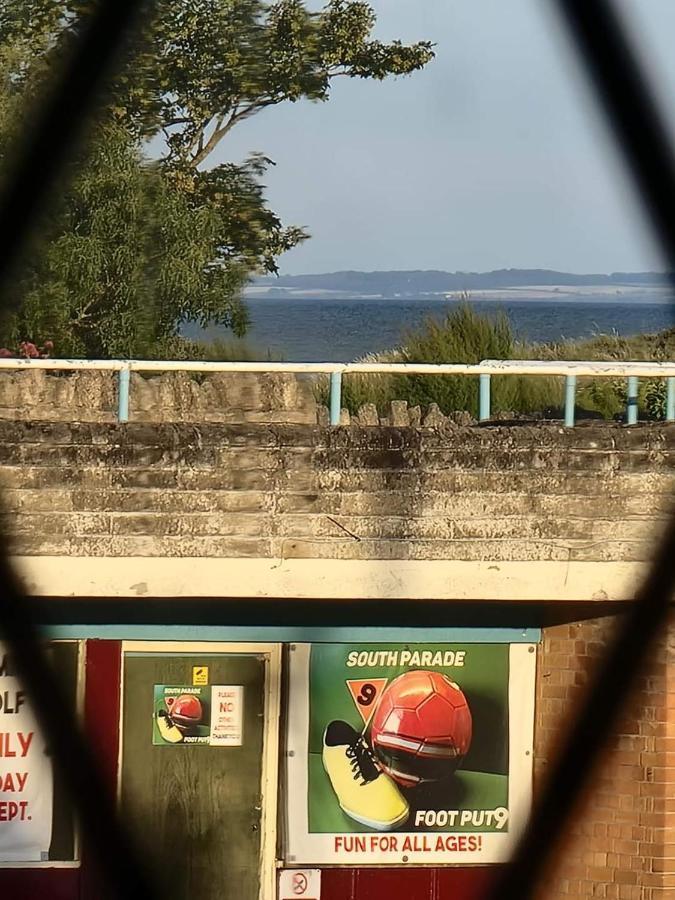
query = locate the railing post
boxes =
[626,376,638,425]
[479,373,491,422]
[117,366,130,423]
[667,377,675,422]
[329,371,342,426]
[564,375,576,427]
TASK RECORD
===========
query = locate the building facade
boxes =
[0,418,672,899]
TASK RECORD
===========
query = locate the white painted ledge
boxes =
[11,556,642,602]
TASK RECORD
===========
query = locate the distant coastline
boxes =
[247,268,674,302]
[245,285,673,304]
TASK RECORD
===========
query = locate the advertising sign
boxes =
[0,648,53,861]
[285,642,535,865]
[154,685,244,747]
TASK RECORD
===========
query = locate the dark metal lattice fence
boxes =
[0,2,672,898]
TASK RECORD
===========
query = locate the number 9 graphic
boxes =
[357,683,376,706]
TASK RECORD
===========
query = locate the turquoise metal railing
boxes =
[1,357,674,426]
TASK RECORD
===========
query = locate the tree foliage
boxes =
[3,0,434,167]
[0,0,434,357]
[5,121,258,356]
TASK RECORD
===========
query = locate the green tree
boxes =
[5,121,258,357]
[0,1,434,357]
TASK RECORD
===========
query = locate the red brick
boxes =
[534,614,675,899]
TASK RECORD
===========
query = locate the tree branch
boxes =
[69,297,96,326]
[190,113,232,167]
[188,100,279,168]
[163,116,192,128]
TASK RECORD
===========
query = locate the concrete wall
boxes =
[0,369,316,424]
[0,420,670,568]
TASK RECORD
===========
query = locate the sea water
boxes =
[189,295,674,362]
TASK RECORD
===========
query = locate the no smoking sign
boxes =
[279,869,321,899]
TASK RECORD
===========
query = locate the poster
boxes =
[154,685,211,745]
[285,642,535,865]
[0,648,53,861]
[154,685,243,747]
[209,686,243,747]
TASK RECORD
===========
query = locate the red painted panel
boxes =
[356,868,435,900]
[0,868,79,900]
[436,866,498,899]
[83,640,122,790]
[80,639,122,899]
[320,867,357,900]
[320,866,500,900]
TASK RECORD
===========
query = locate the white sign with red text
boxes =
[0,647,53,861]
[209,685,244,746]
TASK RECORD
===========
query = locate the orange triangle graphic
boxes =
[346,678,389,725]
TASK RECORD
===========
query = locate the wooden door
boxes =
[120,648,273,900]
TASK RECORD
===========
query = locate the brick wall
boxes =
[536,615,674,899]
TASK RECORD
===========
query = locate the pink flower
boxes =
[1,339,55,359]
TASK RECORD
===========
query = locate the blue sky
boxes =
[214,1,675,275]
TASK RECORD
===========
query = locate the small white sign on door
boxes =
[279,869,321,899]
[209,685,243,746]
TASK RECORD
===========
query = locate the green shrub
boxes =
[391,302,511,416]
[645,379,667,420]
[382,301,561,418]
[316,302,674,421]
[199,337,283,362]
[576,377,626,420]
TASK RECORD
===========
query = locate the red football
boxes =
[170,694,203,731]
[369,670,472,787]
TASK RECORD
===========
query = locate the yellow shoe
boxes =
[322,720,409,831]
[156,709,183,743]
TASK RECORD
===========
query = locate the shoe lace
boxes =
[345,736,380,785]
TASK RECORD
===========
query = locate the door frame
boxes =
[118,641,281,900]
